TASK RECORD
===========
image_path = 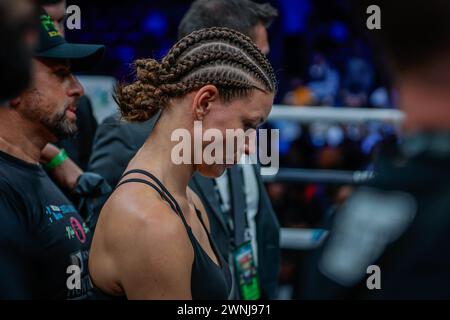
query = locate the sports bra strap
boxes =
[194,208,208,234]
[118,169,190,227]
[116,178,178,213]
[117,170,224,271]
[121,170,180,210]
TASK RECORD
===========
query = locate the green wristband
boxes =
[44,149,68,170]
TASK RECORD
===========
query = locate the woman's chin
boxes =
[197,164,228,178]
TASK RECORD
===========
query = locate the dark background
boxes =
[66,0,391,104]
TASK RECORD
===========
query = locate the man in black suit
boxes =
[88,0,280,299]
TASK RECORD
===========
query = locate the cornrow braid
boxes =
[115,27,277,122]
[168,27,277,88]
[161,46,272,90]
[162,27,276,88]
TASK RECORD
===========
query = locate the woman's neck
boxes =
[128,111,194,200]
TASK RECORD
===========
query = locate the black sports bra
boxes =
[109,169,232,300]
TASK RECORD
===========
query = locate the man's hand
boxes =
[40,143,83,193]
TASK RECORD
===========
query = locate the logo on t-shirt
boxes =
[45,205,90,243]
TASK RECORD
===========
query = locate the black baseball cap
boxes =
[34,8,105,72]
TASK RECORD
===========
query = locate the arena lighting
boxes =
[262,168,374,184]
[261,105,397,186]
[264,106,397,250]
[268,105,405,124]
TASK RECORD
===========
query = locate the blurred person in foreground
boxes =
[89,0,281,299]
[0,9,104,299]
[0,0,38,101]
[303,0,450,299]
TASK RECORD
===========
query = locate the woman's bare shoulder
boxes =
[89,188,194,298]
[90,185,194,298]
[95,185,194,266]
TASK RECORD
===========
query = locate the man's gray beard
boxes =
[41,105,78,139]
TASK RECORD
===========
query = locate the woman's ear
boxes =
[192,85,219,121]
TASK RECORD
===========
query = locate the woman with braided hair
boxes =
[89,27,277,300]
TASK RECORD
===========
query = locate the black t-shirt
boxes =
[0,150,94,299]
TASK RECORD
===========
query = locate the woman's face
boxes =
[195,89,274,177]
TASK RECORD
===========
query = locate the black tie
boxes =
[228,165,247,247]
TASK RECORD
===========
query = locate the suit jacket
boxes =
[88,112,158,188]
[88,111,281,299]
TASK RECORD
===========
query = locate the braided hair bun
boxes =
[115,27,276,122]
